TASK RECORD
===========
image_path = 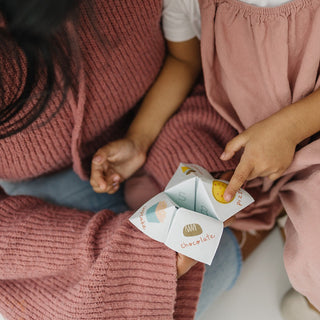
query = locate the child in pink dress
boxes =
[166,0,320,318]
[198,1,320,318]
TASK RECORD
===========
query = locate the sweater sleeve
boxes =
[0,188,203,319]
[144,82,239,188]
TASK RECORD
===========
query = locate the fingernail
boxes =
[223,193,232,202]
[113,176,120,182]
[220,152,226,160]
[93,156,102,163]
[99,182,106,189]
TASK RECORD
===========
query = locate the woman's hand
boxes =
[220,116,297,202]
[90,138,146,194]
[177,253,198,278]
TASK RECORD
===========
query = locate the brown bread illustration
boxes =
[183,223,203,237]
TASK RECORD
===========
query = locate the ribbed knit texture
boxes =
[144,82,238,188]
[0,195,178,319]
[0,192,206,319]
[0,0,215,318]
[0,0,167,181]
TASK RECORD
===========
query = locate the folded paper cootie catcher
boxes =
[129,163,254,265]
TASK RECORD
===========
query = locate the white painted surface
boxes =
[200,227,291,320]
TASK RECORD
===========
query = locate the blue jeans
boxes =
[0,168,242,318]
[0,168,128,213]
[195,228,242,319]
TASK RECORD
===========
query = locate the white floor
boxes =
[200,227,292,320]
[0,227,290,320]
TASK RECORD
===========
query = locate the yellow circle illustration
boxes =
[212,181,235,204]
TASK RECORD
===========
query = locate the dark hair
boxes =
[0,0,79,138]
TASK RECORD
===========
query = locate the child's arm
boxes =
[91,37,201,194]
[125,37,201,155]
[221,88,320,201]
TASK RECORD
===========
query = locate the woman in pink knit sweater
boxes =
[0,0,246,319]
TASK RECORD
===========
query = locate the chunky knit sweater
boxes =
[0,0,239,319]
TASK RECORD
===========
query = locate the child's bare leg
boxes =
[124,169,161,210]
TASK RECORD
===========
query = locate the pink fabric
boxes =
[199,0,320,308]
[124,170,161,210]
[144,82,238,186]
[0,0,215,318]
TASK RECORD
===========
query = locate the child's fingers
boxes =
[92,141,120,165]
[92,180,119,194]
[104,140,125,162]
[220,135,247,161]
[105,173,121,193]
[268,170,283,181]
[92,150,108,165]
[91,179,108,193]
[92,186,108,193]
[106,182,120,195]
[91,161,109,191]
[90,173,107,191]
[223,160,253,202]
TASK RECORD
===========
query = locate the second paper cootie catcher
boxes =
[129,163,254,265]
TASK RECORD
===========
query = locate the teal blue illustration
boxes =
[146,203,160,223]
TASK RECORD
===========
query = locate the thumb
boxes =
[105,140,130,162]
[107,138,141,164]
[177,253,198,278]
[92,144,115,164]
[220,134,247,161]
[105,141,121,161]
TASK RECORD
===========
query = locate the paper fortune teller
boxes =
[129,163,254,265]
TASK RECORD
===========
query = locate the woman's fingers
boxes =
[176,253,198,278]
[223,216,236,227]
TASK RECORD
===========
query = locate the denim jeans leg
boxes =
[195,228,242,319]
[0,168,128,213]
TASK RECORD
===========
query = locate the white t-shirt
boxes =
[162,0,201,42]
[162,0,291,42]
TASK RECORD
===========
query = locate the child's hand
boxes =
[220,117,297,202]
[90,138,146,194]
